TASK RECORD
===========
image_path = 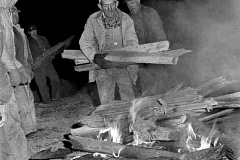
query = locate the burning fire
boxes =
[97,116,123,158]
[129,98,156,147]
[185,122,219,152]
[98,116,122,143]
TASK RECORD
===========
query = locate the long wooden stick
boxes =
[69,136,183,159]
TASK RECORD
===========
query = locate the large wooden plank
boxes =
[74,63,100,72]
[69,136,183,159]
[75,58,90,65]
[110,41,170,52]
[105,49,191,64]
[183,145,223,160]
[33,35,74,69]
[62,50,86,60]
[62,41,169,60]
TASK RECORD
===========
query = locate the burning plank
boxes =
[69,135,183,159]
[186,115,240,159]
[131,117,180,141]
[183,145,224,160]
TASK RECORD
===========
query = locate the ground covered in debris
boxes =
[27,88,95,157]
[27,80,240,160]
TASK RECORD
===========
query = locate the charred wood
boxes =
[183,145,223,160]
[69,135,183,160]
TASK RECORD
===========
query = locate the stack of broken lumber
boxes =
[68,77,240,160]
[61,41,192,72]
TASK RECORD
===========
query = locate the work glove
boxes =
[18,66,28,84]
[9,68,21,87]
[93,53,112,69]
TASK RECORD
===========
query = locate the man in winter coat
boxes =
[125,0,168,95]
[80,0,139,104]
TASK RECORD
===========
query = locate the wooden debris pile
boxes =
[67,77,240,160]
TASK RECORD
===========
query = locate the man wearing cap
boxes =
[11,6,37,135]
[80,0,139,104]
[125,0,168,95]
[27,25,61,103]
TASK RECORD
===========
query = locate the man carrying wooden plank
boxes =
[79,0,139,104]
[125,0,169,95]
[28,25,61,103]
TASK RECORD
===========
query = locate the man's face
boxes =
[126,0,139,14]
[29,30,37,38]
[101,0,117,18]
[12,11,19,25]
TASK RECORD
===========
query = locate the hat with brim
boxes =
[27,25,37,32]
[11,6,21,13]
[124,0,133,3]
[99,0,117,4]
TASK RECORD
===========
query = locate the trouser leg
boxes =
[14,85,36,135]
[96,69,115,104]
[0,127,11,160]
[34,68,51,103]
[46,64,61,99]
[117,68,135,101]
[138,65,157,96]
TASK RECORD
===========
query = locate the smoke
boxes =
[144,0,240,91]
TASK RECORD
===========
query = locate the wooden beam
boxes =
[110,41,170,52]
[199,109,234,122]
[74,63,100,72]
[69,136,183,159]
[183,145,223,160]
[104,49,191,65]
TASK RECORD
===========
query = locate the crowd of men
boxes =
[0,0,166,159]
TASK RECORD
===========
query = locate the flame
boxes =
[130,131,155,147]
[98,115,122,143]
[129,98,145,126]
[185,122,219,152]
[96,116,123,158]
[93,153,108,158]
[129,98,156,147]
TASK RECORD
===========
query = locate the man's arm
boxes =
[125,16,139,47]
[79,17,97,62]
[150,9,167,42]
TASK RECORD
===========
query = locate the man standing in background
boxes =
[80,0,139,104]
[125,0,168,95]
[12,6,37,135]
[28,24,61,103]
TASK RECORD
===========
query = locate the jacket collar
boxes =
[95,8,126,24]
